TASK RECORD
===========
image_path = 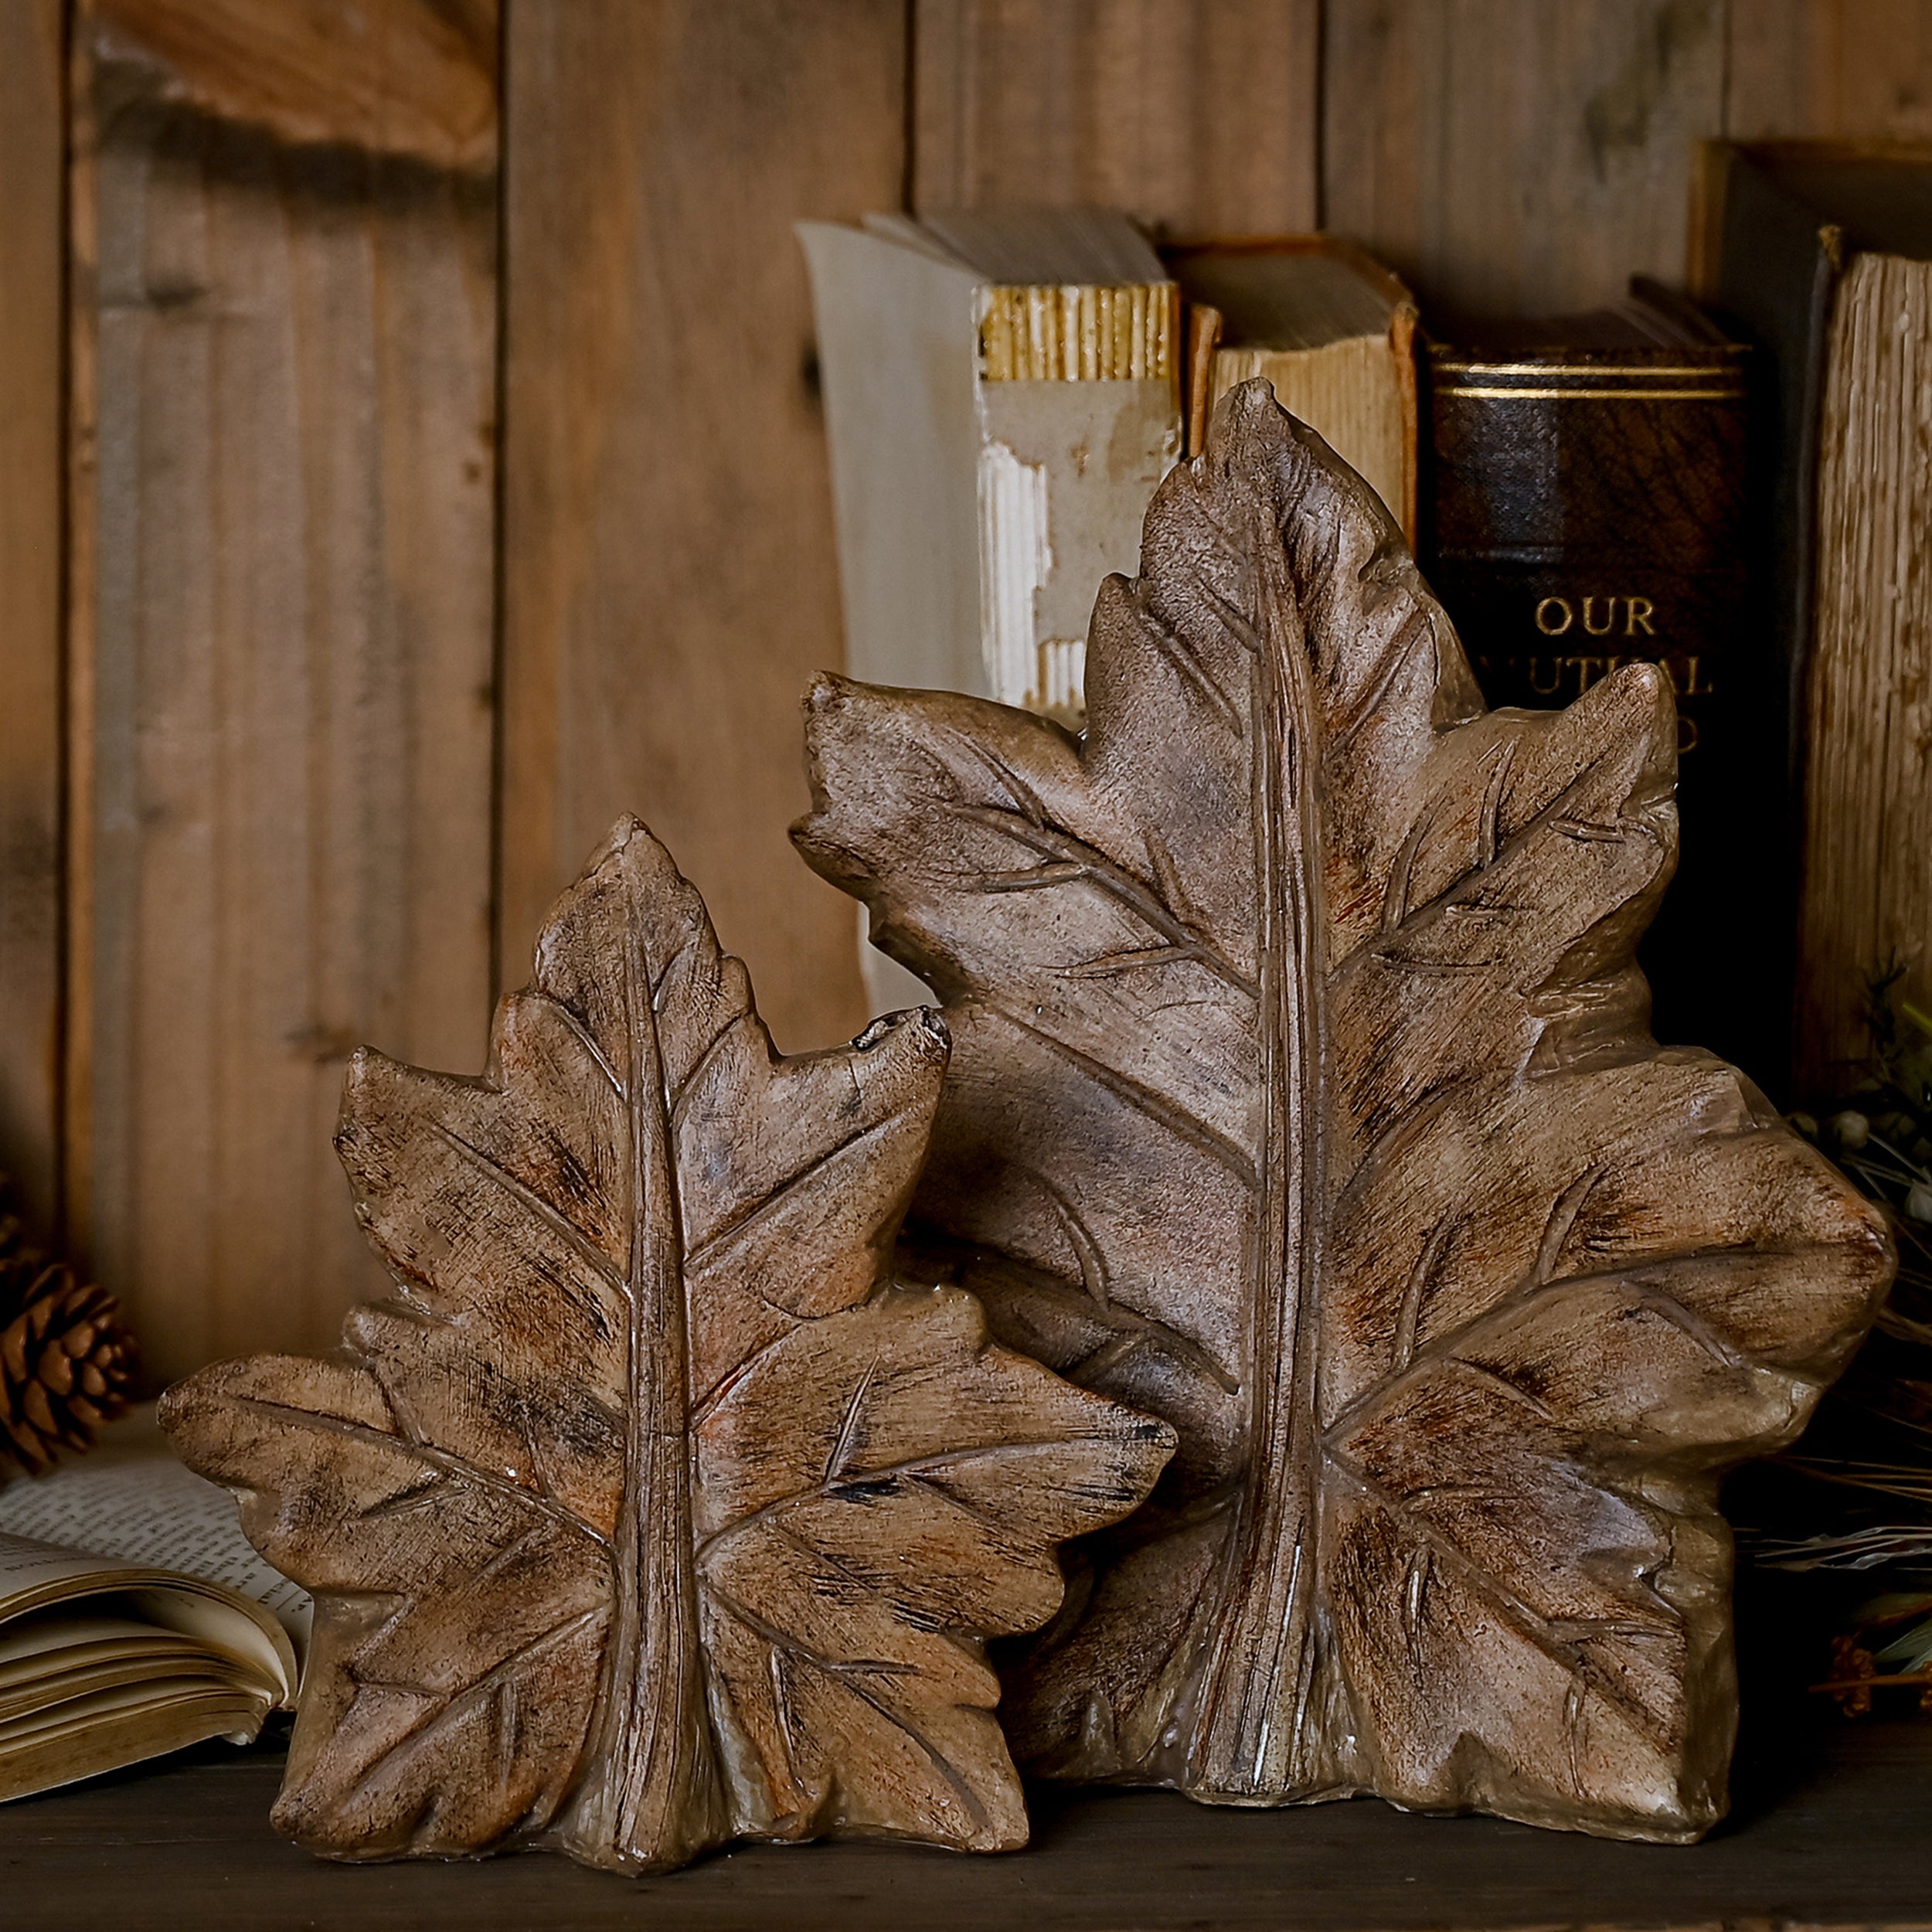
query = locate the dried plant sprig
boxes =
[1773,973,1932,1708]
[1749,1526,1932,1572]
[1777,1456,1932,1505]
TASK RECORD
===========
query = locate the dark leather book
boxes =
[1699,143,1932,1100]
[1423,285,1760,1083]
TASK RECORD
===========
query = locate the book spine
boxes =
[1708,151,1849,1100]
[1423,349,1762,1077]
[1796,252,1932,1100]
[973,283,1182,721]
[978,282,1178,383]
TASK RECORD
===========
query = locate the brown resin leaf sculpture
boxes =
[158,818,1172,1872]
[794,381,1895,1842]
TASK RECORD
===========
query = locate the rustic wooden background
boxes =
[2,0,1924,1380]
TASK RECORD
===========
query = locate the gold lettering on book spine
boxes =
[1535,595,1658,638]
[978,283,1179,386]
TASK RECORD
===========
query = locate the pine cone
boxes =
[0,1250,139,1475]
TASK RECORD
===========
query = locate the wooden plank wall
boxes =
[1728,0,1932,140]
[1321,0,1932,318]
[497,0,902,1057]
[0,0,66,1244]
[67,0,499,1377]
[1321,0,1728,318]
[911,0,1321,233]
[10,0,1932,1375]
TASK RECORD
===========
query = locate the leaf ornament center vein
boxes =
[567,886,711,1868]
[794,383,1894,1845]
[1192,488,1329,1798]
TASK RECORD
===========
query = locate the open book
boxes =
[0,1413,308,1801]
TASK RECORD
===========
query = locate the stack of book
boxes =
[799,210,1416,726]
[804,156,1932,1105]
[801,209,1420,1017]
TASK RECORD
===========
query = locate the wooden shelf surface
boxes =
[5,1717,1932,1931]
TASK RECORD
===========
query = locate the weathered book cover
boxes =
[799,210,1182,727]
[1165,236,1418,539]
[1424,292,1758,1083]
[800,210,1184,1015]
[1700,141,1932,1100]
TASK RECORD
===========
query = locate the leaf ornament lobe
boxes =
[794,383,1894,1842]
[160,816,1172,1872]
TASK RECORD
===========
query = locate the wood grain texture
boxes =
[161,818,1170,1872]
[0,0,66,1238]
[1321,0,1726,319]
[911,0,1318,236]
[94,0,496,168]
[8,1717,1932,1932]
[1726,0,1932,141]
[797,381,1892,1841]
[498,0,896,1060]
[71,19,498,1380]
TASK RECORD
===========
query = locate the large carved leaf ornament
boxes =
[160,818,1173,1872]
[794,382,1893,1841]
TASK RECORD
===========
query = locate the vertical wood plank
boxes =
[72,9,499,1377]
[0,0,67,1239]
[1726,0,1932,141]
[64,0,100,1282]
[499,1,902,1054]
[1321,0,1727,318]
[912,0,1318,235]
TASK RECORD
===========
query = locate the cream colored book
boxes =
[800,206,1183,724]
[801,207,1184,1014]
[1168,236,1419,540]
[0,1418,306,1801]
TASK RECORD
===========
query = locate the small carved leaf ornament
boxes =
[794,383,1894,1842]
[159,818,1173,1872]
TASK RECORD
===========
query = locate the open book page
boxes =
[0,1613,261,1735]
[0,1436,311,1650]
[0,1519,301,1705]
[0,1417,311,1799]
[0,1537,299,1799]
[0,1677,270,1803]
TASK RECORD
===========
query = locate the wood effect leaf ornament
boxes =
[158,818,1173,1872]
[794,383,1895,1842]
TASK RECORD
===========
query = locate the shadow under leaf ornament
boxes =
[794,380,1895,1842]
[158,818,1173,1872]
